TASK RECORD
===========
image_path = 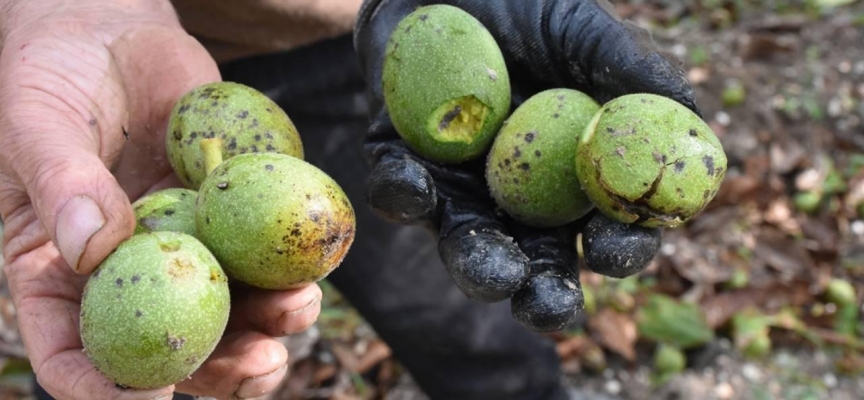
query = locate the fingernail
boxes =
[150,395,173,400]
[288,290,322,316]
[56,195,105,271]
[234,364,288,399]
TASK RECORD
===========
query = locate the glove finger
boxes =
[437,199,529,303]
[366,156,437,224]
[509,225,584,332]
[581,212,662,279]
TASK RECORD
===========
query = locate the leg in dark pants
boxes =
[218,35,568,400]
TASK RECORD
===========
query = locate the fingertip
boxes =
[439,224,529,302]
[55,190,135,274]
[582,213,661,278]
[367,158,437,224]
[511,273,584,332]
[175,332,288,398]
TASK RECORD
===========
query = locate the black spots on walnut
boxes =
[534,150,542,157]
[553,113,560,118]
[674,160,686,173]
[265,164,275,171]
[266,144,275,151]
[205,216,211,225]
[519,163,530,171]
[227,137,238,150]
[253,134,261,141]
[164,209,175,216]
[703,190,711,199]
[216,182,229,190]
[237,110,249,119]
[513,147,522,158]
[676,187,685,199]
[689,129,698,137]
[166,334,186,351]
[131,275,141,284]
[438,105,463,131]
[653,151,668,164]
[134,310,142,318]
[264,132,274,139]
[703,155,716,176]
[178,104,191,114]
[210,270,222,282]
[115,278,123,288]
[524,131,536,143]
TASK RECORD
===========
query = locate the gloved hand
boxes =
[354,0,697,331]
[0,1,319,398]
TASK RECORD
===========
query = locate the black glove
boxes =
[354,0,695,332]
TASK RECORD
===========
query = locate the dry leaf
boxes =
[589,309,638,362]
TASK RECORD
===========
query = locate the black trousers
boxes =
[36,34,568,400]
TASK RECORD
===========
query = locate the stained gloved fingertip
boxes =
[440,226,529,303]
[511,273,584,332]
[582,213,662,278]
[367,158,437,224]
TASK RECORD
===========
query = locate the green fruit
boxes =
[575,94,727,228]
[653,343,686,374]
[486,89,599,227]
[166,81,304,190]
[825,278,856,307]
[80,232,230,389]
[383,4,511,163]
[195,153,355,289]
[132,188,198,236]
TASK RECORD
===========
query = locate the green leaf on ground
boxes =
[637,294,715,349]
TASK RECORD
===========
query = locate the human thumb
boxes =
[0,37,135,274]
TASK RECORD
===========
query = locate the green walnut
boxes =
[195,153,355,289]
[80,232,230,389]
[166,81,304,189]
[575,93,727,228]
[132,188,197,236]
[486,89,599,227]
[382,4,511,164]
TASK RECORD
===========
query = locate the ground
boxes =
[1,1,863,399]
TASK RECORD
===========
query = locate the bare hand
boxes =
[0,1,319,398]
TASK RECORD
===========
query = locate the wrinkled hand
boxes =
[0,1,319,399]
[354,0,697,331]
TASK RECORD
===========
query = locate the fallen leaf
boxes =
[637,294,715,349]
[589,309,638,362]
[701,288,767,329]
[356,340,392,374]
